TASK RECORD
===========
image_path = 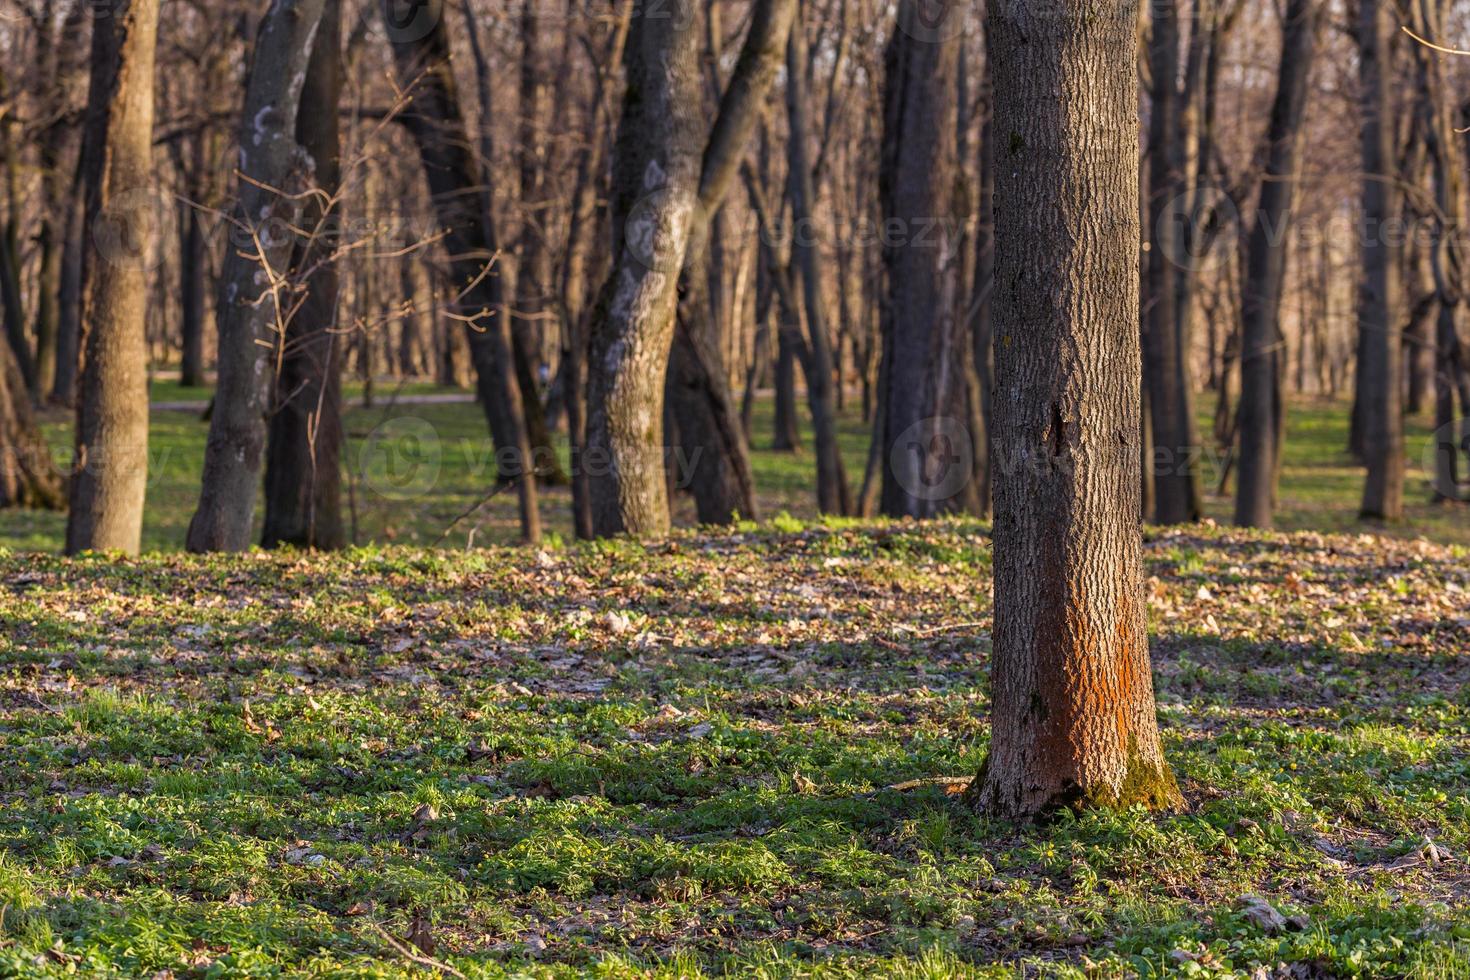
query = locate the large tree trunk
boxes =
[1234,0,1318,528]
[785,10,851,515]
[1143,0,1201,525]
[383,0,540,543]
[186,0,328,553]
[65,0,161,555]
[262,0,344,551]
[878,1,969,518]
[584,5,704,537]
[1357,0,1404,520]
[665,0,795,526]
[972,0,1181,819]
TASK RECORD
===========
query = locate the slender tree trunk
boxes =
[1234,0,1318,528]
[1143,0,1200,524]
[786,9,850,515]
[584,5,704,537]
[511,0,568,485]
[65,0,161,554]
[1357,0,1404,520]
[878,1,969,517]
[262,0,344,550]
[178,132,210,388]
[383,0,540,543]
[972,0,1181,819]
[186,0,329,552]
[970,98,996,520]
[51,170,85,407]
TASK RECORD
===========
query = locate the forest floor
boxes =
[1,519,1468,976]
[5,382,1469,552]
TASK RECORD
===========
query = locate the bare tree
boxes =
[584,1,704,536]
[785,6,850,515]
[971,0,1181,818]
[186,0,330,552]
[666,0,797,526]
[878,1,970,518]
[1357,0,1404,520]
[382,0,541,543]
[65,0,162,554]
[262,0,345,550]
[1235,0,1320,528]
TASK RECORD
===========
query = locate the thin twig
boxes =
[367,922,466,979]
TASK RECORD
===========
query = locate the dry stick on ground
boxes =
[366,923,465,979]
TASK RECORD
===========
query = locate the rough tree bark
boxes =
[970,0,1182,819]
[584,1,704,537]
[185,0,328,552]
[262,0,345,550]
[878,0,970,518]
[65,0,161,554]
[1234,0,1319,528]
[383,0,540,543]
[1357,0,1404,520]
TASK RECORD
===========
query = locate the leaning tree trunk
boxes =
[1234,0,1318,528]
[65,0,161,555]
[785,11,851,516]
[584,7,704,537]
[971,0,1182,819]
[665,0,796,525]
[262,0,344,551]
[1357,0,1404,521]
[383,0,540,543]
[878,1,969,518]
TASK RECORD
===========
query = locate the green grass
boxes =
[1,520,1468,976]
[6,383,1466,554]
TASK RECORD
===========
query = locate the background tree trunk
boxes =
[666,0,795,526]
[65,0,161,555]
[584,5,704,537]
[785,10,850,515]
[1234,0,1318,528]
[1144,0,1201,525]
[973,0,1181,819]
[1357,0,1404,520]
[186,0,329,553]
[878,1,968,518]
[383,0,540,543]
[262,0,344,551]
